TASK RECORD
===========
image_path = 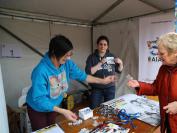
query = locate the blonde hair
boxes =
[157,32,177,54]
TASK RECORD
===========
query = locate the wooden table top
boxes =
[58,109,159,133]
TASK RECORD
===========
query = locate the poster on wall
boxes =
[139,13,175,82]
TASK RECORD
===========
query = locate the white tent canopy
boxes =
[0,0,174,25]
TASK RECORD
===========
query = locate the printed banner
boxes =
[139,13,174,82]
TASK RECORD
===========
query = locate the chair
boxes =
[18,86,32,133]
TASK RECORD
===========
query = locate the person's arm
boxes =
[90,58,106,75]
[90,62,102,75]
[86,75,115,84]
[114,57,123,72]
[128,79,158,95]
[128,66,165,96]
[53,106,77,122]
[85,55,93,75]
[68,60,115,84]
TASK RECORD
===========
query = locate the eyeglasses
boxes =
[66,51,73,57]
[64,51,73,58]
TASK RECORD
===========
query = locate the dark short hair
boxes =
[96,35,109,45]
[49,35,73,58]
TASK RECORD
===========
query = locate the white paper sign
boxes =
[1,44,22,58]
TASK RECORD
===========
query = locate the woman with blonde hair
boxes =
[128,32,177,133]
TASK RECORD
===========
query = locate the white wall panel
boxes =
[0,17,91,109]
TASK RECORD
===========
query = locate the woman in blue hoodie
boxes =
[26,35,115,131]
[85,35,123,109]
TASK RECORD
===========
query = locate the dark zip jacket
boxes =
[85,49,121,89]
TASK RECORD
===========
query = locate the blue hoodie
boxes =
[26,53,87,112]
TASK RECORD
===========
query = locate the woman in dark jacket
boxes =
[85,35,123,109]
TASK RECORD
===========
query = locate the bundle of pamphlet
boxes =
[101,94,160,126]
[32,124,64,133]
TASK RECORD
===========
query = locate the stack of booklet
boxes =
[32,124,64,133]
[101,94,160,126]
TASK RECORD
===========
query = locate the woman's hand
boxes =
[90,58,106,75]
[127,80,140,88]
[114,58,123,65]
[114,58,123,71]
[54,106,77,122]
[103,75,116,84]
[62,109,78,122]
[100,58,106,64]
[163,101,177,115]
